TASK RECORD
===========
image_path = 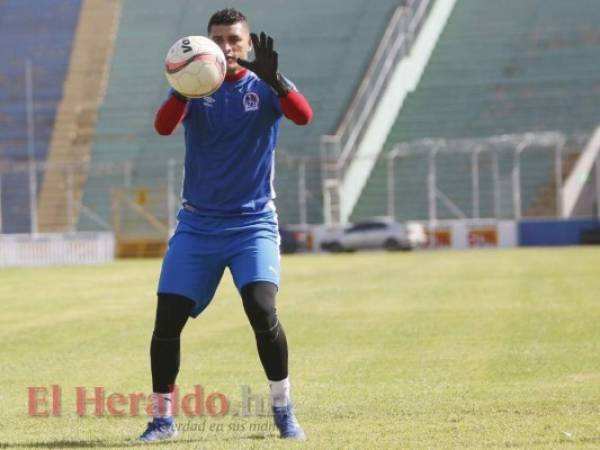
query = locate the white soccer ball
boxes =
[164,36,226,98]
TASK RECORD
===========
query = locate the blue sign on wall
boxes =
[519,219,600,246]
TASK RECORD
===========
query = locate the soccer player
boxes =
[139,8,313,442]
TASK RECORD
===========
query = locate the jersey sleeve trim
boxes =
[279,90,313,125]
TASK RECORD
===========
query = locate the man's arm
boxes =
[154,91,188,136]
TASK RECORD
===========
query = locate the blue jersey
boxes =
[178,71,288,216]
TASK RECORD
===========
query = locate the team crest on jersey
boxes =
[243,92,259,112]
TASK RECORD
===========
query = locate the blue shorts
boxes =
[158,207,281,317]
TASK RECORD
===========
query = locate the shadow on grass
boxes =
[1,441,110,449]
[0,433,272,448]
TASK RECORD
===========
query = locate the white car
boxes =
[321,218,426,252]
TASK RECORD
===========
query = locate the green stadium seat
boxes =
[352,0,600,221]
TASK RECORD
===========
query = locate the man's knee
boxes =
[153,293,194,339]
[241,282,279,333]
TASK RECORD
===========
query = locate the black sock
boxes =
[151,335,182,393]
[151,294,194,393]
[255,320,289,381]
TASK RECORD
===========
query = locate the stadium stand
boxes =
[352,0,600,222]
[78,0,402,231]
[37,0,121,232]
[0,0,81,232]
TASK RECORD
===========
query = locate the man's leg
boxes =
[141,215,226,441]
[240,281,305,440]
[228,213,305,440]
[241,282,288,383]
[151,293,194,394]
[140,293,194,442]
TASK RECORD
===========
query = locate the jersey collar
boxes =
[225,68,249,83]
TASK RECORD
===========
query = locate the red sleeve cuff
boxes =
[154,93,188,135]
[279,91,313,126]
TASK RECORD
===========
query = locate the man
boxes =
[139,8,312,442]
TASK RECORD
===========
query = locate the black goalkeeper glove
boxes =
[237,32,293,97]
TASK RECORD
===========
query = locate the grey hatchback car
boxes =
[321,218,425,252]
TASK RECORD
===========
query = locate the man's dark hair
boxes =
[207,8,248,33]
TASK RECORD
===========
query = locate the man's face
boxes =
[209,22,252,75]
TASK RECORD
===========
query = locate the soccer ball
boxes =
[164,36,226,98]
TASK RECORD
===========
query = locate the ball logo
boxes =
[243,92,259,112]
[164,36,226,98]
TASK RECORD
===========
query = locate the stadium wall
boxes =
[519,219,600,247]
[421,220,517,249]
[0,232,114,267]
[313,217,600,252]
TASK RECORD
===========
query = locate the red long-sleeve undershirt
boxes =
[154,74,313,136]
[154,94,188,136]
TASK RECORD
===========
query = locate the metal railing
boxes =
[384,133,572,224]
[2,132,598,235]
[320,0,432,178]
[0,151,322,234]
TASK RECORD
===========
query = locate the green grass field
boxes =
[1,248,599,449]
